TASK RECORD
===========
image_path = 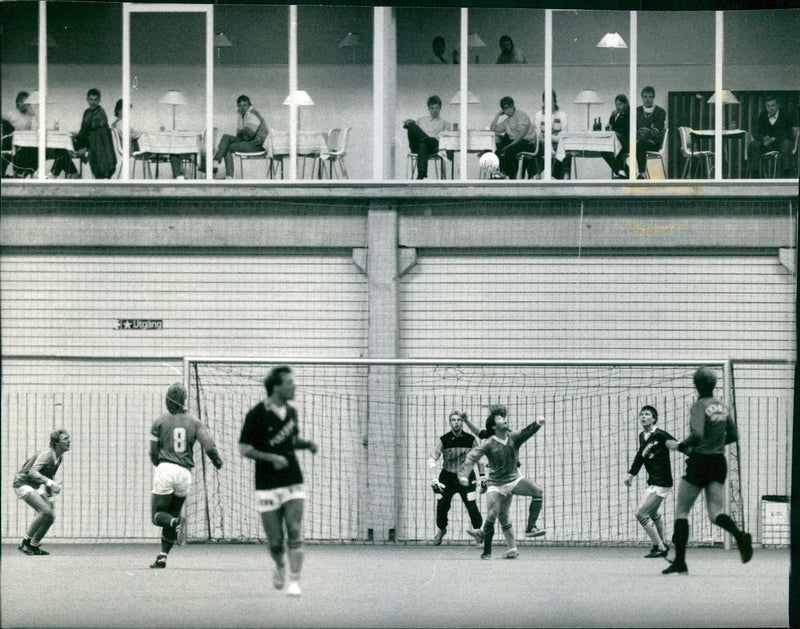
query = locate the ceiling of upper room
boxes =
[1,3,798,66]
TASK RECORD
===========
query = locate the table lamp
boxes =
[159,90,187,131]
[214,32,233,64]
[339,32,362,64]
[283,90,315,130]
[573,89,603,130]
[467,32,486,64]
[707,90,739,130]
[596,32,627,63]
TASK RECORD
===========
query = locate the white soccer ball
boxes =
[479,152,499,171]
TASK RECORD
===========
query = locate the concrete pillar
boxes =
[373,7,397,180]
[363,202,399,541]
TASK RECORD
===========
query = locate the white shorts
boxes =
[256,484,306,512]
[487,476,523,497]
[14,484,36,499]
[646,485,672,499]
[152,462,192,496]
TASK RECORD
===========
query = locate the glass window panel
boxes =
[1,1,39,178]
[725,9,800,179]
[553,9,630,181]
[297,6,372,180]
[129,10,207,180]
[396,7,460,181]
[466,8,544,181]
[638,11,714,180]
[213,4,287,181]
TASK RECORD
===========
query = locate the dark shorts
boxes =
[683,454,727,487]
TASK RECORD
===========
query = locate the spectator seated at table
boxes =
[747,95,795,178]
[635,86,666,179]
[206,94,268,179]
[601,94,631,178]
[490,96,538,179]
[111,99,142,153]
[73,88,116,179]
[427,36,458,64]
[2,91,78,178]
[533,90,570,179]
[496,35,527,64]
[404,95,453,179]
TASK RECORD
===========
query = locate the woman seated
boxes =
[602,94,631,178]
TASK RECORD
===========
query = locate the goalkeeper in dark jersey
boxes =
[458,404,545,559]
[662,367,753,575]
[624,405,674,558]
[428,411,485,545]
[148,382,223,569]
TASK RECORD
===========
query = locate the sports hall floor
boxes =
[1,543,789,628]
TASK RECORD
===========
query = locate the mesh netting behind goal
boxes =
[184,360,736,547]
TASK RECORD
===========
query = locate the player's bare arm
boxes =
[238,443,289,469]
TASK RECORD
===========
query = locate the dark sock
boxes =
[714,513,743,541]
[673,518,689,564]
[483,525,494,555]
[154,512,174,528]
[527,497,543,530]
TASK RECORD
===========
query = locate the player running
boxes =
[458,404,545,559]
[149,382,223,569]
[624,405,674,558]
[13,429,71,555]
[662,367,753,575]
[428,411,485,545]
[239,366,318,597]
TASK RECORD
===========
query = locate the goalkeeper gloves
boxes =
[479,477,488,493]
[431,480,445,494]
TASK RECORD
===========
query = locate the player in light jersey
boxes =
[663,367,753,574]
[149,382,223,569]
[13,429,71,555]
[459,405,545,559]
[624,405,674,558]
[428,411,485,545]
[239,366,318,597]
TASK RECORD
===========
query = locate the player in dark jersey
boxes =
[428,411,485,545]
[624,405,674,558]
[459,404,545,559]
[148,382,222,569]
[13,428,71,555]
[663,367,753,575]
[239,366,318,598]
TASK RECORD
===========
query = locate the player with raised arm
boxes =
[239,366,318,597]
[13,429,71,555]
[428,411,485,545]
[458,405,545,559]
[624,405,674,558]
[662,367,753,575]
[149,382,223,569]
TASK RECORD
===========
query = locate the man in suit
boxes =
[747,95,795,178]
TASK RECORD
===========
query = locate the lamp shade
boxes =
[707,90,739,105]
[159,90,187,106]
[214,32,233,48]
[283,90,314,106]
[467,32,486,48]
[597,32,627,49]
[449,90,480,105]
[573,89,603,105]
[339,32,362,48]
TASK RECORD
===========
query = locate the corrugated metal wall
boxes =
[1,252,368,540]
[398,253,795,545]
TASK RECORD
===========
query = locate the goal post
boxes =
[182,357,740,546]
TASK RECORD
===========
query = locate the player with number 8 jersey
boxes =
[148,382,223,569]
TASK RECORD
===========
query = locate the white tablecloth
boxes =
[13,130,74,151]
[437,130,496,153]
[556,131,619,161]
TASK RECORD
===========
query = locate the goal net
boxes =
[183,358,741,547]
